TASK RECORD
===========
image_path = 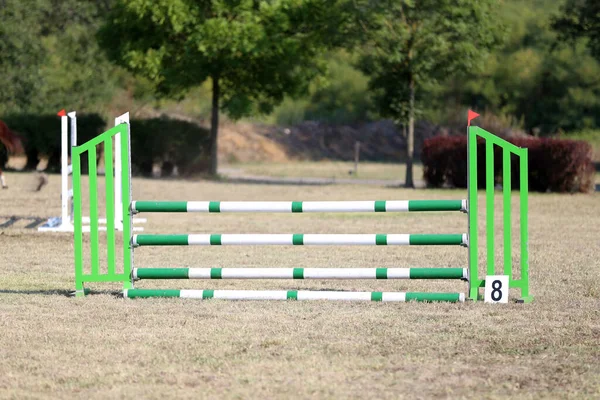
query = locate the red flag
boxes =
[57,109,67,117]
[467,109,480,127]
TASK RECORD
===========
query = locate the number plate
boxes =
[484,275,509,303]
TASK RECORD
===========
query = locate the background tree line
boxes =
[1,0,599,181]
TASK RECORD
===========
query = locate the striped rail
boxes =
[132,234,468,246]
[132,267,468,280]
[123,289,466,302]
[132,200,467,213]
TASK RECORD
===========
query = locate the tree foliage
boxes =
[553,0,600,61]
[0,0,118,115]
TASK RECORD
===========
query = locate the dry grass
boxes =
[221,161,424,182]
[1,171,599,399]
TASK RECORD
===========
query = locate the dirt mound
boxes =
[219,120,446,163]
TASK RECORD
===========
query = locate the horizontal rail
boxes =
[132,267,468,280]
[132,200,467,213]
[132,234,468,246]
[123,289,465,302]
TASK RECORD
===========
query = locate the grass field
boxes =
[1,171,599,399]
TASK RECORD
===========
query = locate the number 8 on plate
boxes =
[484,275,509,303]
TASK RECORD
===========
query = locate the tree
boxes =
[553,0,600,61]
[0,0,118,115]
[353,0,503,187]
[98,0,351,175]
[0,0,47,114]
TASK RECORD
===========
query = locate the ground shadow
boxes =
[0,289,122,298]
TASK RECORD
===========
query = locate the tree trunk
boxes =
[405,77,415,188]
[209,74,220,176]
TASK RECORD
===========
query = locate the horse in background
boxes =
[0,120,25,189]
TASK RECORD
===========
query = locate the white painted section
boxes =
[301,201,375,212]
[214,290,289,300]
[220,234,294,245]
[114,113,129,231]
[459,293,466,302]
[60,114,68,224]
[384,201,410,211]
[187,269,212,279]
[220,268,294,279]
[296,291,373,301]
[186,202,210,212]
[220,202,293,212]
[386,268,411,279]
[180,290,206,299]
[462,233,468,246]
[302,234,376,245]
[303,268,377,279]
[187,235,212,245]
[381,292,407,302]
[68,112,77,146]
[386,234,411,245]
[461,199,468,212]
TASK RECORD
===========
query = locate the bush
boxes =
[422,135,595,193]
[1,113,106,172]
[129,117,211,177]
[1,113,211,176]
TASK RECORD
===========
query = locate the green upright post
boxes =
[518,149,532,302]
[73,146,84,297]
[502,149,512,276]
[468,127,482,300]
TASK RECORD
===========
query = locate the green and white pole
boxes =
[132,200,467,213]
[132,233,467,246]
[132,267,468,280]
[123,289,465,302]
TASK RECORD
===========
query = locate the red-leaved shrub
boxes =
[421,135,595,193]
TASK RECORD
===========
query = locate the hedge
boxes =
[1,114,211,176]
[421,135,595,193]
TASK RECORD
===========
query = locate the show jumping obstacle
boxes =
[72,111,532,303]
[38,110,145,232]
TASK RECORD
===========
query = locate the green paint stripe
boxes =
[134,201,188,212]
[291,202,303,213]
[210,268,222,279]
[203,290,214,299]
[126,289,181,298]
[135,268,189,279]
[135,235,189,246]
[409,234,464,245]
[407,200,464,212]
[209,201,220,212]
[210,234,222,245]
[287,290,298,300]
[371,292,383,301]
[293,268,304,279]
[375,234,387,245]
[405,292,462,302]
[292,234,304,245]
[409,268,465,279]
[376,268,387,279]
[374,200,386,212]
